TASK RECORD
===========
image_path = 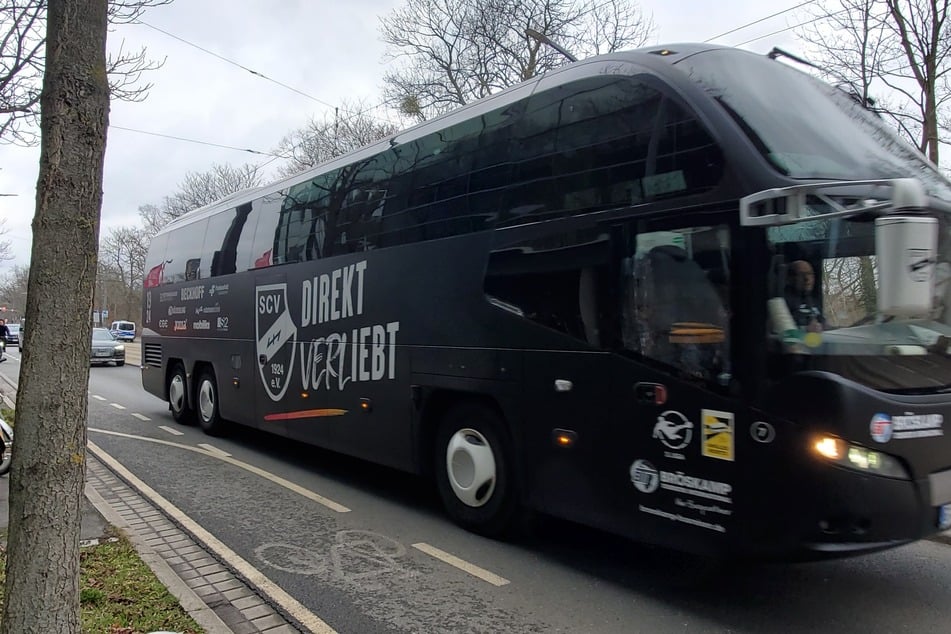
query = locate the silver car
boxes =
[91,328,126,366]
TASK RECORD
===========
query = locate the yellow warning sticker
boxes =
[701,409,735,462]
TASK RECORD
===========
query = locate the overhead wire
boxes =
[129,19,405,168]
[733,8,852,47]
[110,125,282,157]
[136,20,338,111]
[704,1,818,43]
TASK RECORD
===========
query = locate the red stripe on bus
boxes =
[264,409,348,421]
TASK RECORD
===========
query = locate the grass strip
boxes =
[0,529,203,633]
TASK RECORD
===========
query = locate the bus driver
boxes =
[785,260,824,333]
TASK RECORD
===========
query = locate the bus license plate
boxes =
[939,504,951,531]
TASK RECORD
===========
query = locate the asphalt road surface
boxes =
[2,350,951,633]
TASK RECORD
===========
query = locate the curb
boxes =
[85,483,235,634]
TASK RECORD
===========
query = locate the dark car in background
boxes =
[91,327,125,366]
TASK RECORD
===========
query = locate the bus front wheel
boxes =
[168,364,193,424]
[435,403,519,538]
[196,370,227,436]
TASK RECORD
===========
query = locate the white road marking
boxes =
[412,542,510,587]
[158,425,183,436]
[87,428,351,513]
[198,443,231,458]
[92,395,107,401]
[87,441,337,634]
[131,413,150,421]
[110,403,126,410]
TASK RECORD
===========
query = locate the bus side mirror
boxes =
[876,216,938,318]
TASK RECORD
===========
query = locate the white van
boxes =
[110,320,136,342]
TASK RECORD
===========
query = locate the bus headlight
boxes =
[812,435,909,479]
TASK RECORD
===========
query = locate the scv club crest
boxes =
[256,283,297,401]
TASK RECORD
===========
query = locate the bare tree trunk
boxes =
[1,0,109,631]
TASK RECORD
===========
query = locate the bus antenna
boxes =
[767,47,820,71]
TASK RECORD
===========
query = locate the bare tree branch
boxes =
[273,100,399,178]
[380,0,654,119]
[138,162,265,233]
[0,0,171,145]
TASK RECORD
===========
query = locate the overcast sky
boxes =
[0,0,804,270]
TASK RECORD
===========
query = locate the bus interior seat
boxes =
[646,245,725,332]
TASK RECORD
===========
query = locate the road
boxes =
[2,347,951,633]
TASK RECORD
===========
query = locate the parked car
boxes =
[4,323,19,346]
[91,328,125,366]
[109,320,136,342]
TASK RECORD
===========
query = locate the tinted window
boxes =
[678,48,951,198]
[504,75,721,225]
[163,219,209,283]
[204,203,256,277]
[143,232,170,288]
[621,225,731,384]
[485,226,614,345]
[248,192,284,269]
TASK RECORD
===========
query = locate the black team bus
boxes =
[142,43,951,560]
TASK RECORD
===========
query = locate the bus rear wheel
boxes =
[435,402,519,538]
[168,364,193,425]
[196,369,227,436]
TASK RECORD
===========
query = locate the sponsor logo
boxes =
[168,306,186,316]
[750,421,776,444]
[870,413,893,442]
[193,319,211,331]
[209,283,230,296]
[173,320,188,331]
[256,283,297,401]
[196,304,221,315]
[216,316,229,331]
[659,470,733,503]
[181,286,205,301]
[653,410,693,452]
[630,459,659,494]
[630,459,733,504]
[159,291,178,303]
[158,319,168,329]
[872,412,943,443]
[701,409,735,461]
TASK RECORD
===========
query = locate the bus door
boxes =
[605,222,742,546]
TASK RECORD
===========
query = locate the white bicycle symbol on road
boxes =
[255,529,414,584]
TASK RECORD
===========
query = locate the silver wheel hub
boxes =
[446,428,496,507]
[199,379,215,422]
[169,374,185,413]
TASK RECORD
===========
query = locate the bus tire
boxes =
[435,402,520,538]
[168,364,193,425]
[196,369,227,436]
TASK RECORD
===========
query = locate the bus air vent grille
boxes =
[143,343,162,367]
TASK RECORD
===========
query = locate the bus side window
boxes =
[623,227,731,384]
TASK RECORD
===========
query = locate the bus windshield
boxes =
[676,49,951,199]
[766,211,951,392]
